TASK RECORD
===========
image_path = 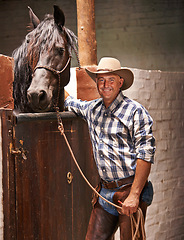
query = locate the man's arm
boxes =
[118,159,151,216]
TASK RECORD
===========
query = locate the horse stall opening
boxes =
[1,109,99,240]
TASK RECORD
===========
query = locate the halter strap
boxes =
[33,56,71,108]
[33,56,71,76]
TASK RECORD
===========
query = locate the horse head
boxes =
[13,6,78,112]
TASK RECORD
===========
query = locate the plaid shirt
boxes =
[65,91,155,181]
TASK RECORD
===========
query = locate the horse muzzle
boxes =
[27,88,52,112]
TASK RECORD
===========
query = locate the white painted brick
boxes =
[161,110,172,121]
[152,111,162,121]
[155,79,166,92]
[138,90,151,100]
[155,231,167,239]
[172,99,183,109]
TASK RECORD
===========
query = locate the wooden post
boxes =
[76,0,97,66]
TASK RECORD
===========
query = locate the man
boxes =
[65,57,155,239]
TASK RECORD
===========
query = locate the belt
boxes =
[101,175,134,189]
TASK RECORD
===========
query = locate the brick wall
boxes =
[119,69,184,240]
[95,0,184,72]
[0,0,184,71]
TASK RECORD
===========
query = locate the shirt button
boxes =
[103,169,106,172]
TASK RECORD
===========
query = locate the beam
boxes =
[76,0,97,66]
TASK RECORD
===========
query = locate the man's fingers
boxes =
[117,200,137,216]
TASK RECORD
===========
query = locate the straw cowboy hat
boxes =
[85,57,134,90]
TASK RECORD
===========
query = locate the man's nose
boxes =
[104,80,110,87]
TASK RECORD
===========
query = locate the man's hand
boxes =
[117,193,139,216]
[117,159,151,216]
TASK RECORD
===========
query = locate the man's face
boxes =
[96,73,124,108]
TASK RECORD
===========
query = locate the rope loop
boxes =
[130,207,146,240]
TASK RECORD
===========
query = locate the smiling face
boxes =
[96,73,124,108]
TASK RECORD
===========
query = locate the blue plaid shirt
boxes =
[65,91,155,181]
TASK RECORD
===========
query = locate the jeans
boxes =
[99,181,153,216]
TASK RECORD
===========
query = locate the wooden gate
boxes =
[1,109,99,239]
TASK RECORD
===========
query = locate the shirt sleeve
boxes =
[133,106,156,163]
[64,95,91,120]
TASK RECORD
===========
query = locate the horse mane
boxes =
[12,14,78,112]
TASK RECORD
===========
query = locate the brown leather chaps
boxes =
[85,184,147,240]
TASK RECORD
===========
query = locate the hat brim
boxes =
[85,68,134,90]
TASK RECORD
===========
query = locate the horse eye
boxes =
[57,47,64,54]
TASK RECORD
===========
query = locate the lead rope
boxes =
[130,207,146,240]
[56,111,146,239]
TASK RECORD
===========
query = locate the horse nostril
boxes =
[39,90,47,103]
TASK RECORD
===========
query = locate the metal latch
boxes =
[11,148,27,161]
[10,141,28,161]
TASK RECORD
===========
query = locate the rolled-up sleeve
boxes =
[65,96,93,120]
[133,107,156,163]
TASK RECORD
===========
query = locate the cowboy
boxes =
[65,57,155,239]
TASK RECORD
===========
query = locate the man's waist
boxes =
[101,175,134,189]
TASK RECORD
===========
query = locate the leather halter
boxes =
[33,56,71,108]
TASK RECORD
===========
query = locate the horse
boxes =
[12,5,79,113]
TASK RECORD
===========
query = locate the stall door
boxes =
[12,112,98,240]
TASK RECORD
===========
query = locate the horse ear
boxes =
[28,6,40,29]
[53,5,65,29]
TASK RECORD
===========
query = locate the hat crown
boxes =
[97,57,121,72]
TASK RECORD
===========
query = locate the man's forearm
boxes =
[130,158,151,197]
[118,159,151,216]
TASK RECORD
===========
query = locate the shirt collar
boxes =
[106,91,124,112]
[92,91,125,113]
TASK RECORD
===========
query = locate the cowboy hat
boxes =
[85,57,134,90]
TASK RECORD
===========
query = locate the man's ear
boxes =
[119,78,124,88]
